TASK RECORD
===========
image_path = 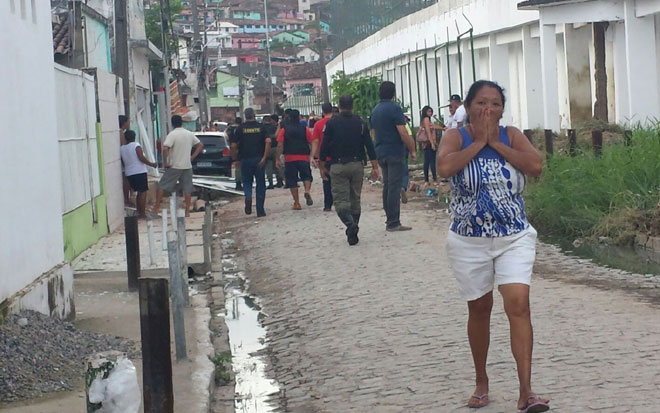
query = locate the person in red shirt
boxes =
[276,109,318,210]
[312,102,334,211]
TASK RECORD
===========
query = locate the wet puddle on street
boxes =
[220,237,279,413]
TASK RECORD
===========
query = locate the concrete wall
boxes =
[326,0,660,130]
[83,11,112,71]
[0,1,73,319]
[55,64,109,262]
[97,70,125,232]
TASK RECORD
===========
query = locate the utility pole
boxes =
[159,0,172,133]
[114,0,130,117]
[238,60,245,115]
[263,0,275,113]
[314,5,329,104]
[191,0,209,128]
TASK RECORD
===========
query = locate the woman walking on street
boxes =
[418,106,438,184]
[437,80,549,413]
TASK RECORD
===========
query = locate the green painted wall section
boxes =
[62,122,109,261]
[62,195,108,261]
[208,71,248,109]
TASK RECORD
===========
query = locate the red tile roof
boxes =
[52,12,70,56]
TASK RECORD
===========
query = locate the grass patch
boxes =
[209,351,232,386]
[525,125,660,244]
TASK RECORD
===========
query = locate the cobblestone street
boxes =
[219,181,660,413]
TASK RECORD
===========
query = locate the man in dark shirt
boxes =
[263,115,284,189]
[276,109,317,210]
[320,95,379,246]
[371,81,416,231]
[230,108,271,217]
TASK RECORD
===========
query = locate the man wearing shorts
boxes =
[153,115,203,216]
[120,130,157,218]
[275,109,317,210]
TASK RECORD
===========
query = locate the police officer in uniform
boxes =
[230,108,271,217]
[319,95,379,245]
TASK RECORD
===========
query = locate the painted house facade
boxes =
[325,0,660,130]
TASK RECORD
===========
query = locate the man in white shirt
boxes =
[153,115,204,216]
[446,94,467,128]
[120,130,157,218]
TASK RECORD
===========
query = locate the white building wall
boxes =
[0,1,73,318]
[326,0,660,131]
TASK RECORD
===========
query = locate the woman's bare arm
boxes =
[436,129,486,178]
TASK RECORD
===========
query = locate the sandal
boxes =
[519,395,549,413]
[467,393,489,409]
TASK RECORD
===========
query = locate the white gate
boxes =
[54,64,101,217]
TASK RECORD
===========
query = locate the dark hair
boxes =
[172,115,183,128]
[464,80,506,110]
[331,106,339,113]
[235,117,243,125]
[420,105,433,121]
[321,102,333,114]
[271,114,279,122]
[244,108,255,120]
[339,95,354,111]
[288,109,300,123]
[124,129,136,142]
[119,115,129,128]
[262,115,272,123]
[379,81,396,100]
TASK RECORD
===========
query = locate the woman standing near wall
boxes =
[418,106,438,184]
[437,80,549,413]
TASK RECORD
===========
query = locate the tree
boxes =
[329,71,381,120]
[145,0,183,60]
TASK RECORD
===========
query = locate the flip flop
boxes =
[519,395,550,413]
[467,393,489,409]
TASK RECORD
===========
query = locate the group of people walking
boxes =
[142,78,549,412]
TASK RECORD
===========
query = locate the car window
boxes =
[197,136,228,148]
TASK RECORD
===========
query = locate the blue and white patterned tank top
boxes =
[449,126,529,237]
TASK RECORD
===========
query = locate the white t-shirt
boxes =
[163,127,201,169]
[454,104,467,125]
[120,142,148,176]
[446,104,467,129]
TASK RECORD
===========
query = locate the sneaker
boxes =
[386,225,412,232]
[244,199,252,215]
[401,189,408,204]
[323,207,332,212]
[292,203,302,210]
[257,210,266,217]
[267,184,274,190]
[346,225,359,246]
[304,192,313,206]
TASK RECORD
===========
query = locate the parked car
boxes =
[192,132,232,176]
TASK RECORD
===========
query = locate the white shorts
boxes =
[446,226,537,301]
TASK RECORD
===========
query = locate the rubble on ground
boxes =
[0,311,138,403]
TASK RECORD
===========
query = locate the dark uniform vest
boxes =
[283,122,309,155]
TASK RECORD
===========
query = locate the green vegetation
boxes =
[524,125,660,245]
[145,0,183,59]
[209,351,232,385]
[330,71,382,120]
